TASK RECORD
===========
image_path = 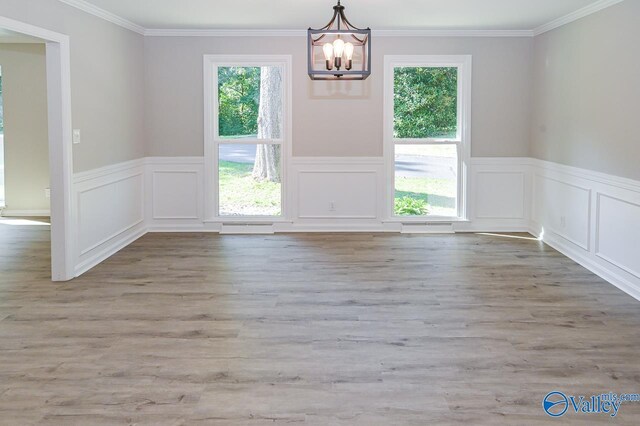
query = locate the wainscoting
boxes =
[72,159,146,276]
[70,156,640,302]
[529,159,640,301]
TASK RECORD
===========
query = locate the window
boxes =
[384,56,471,220]
[0,65,4,207]
[204,56,291,220]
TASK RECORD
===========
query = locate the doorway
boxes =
[0,17,74,281]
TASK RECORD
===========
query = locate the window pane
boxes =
[219,144,282,216]
[393,67,458,139]
[218,66,283,139]
[394,145,457,217]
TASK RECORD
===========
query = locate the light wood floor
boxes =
[1,220,640,425]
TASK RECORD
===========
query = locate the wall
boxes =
[0,0,145,172]
[144,35,533,158]
[531,0,640,181]
[0,43,49,213]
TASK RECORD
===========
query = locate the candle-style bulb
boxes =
[322,43,334,70]
[344,42,354,70]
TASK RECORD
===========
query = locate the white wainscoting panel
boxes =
[475,172,525,219]
[595,193,640,280]
[459,158,532,232]
[145,157,205,230]
[297,171,378,219]
[532,174,591,250]
[530,159,640,301]
[69,155,640,303]
[73,159,146,276]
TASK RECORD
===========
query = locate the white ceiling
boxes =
[80,0,606,31]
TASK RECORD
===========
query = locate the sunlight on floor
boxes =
[0,217,50,226]
[476,232,542,242]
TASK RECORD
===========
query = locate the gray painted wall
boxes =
[0,0,145,172]
[144,36,533,158]
[0,43,49,211]
[531,0,640,180]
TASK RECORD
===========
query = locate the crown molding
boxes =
[144,29,307,37]
[144,28,534,37]
[373,29,534,37]
[57,0,145,35]
[57,0,624,39]
[533,0,625,36]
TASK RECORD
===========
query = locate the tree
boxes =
[393,67,458,139]
[252,67,282,183]
[218,67,260,137]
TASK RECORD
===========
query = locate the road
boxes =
[219,144,456,180]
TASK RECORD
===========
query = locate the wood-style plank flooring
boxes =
[1,219,640,425]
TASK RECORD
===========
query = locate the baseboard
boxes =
[70,156,640,306]
[530,225,640,302]
[1,209,51,217]
[74,224,147,277]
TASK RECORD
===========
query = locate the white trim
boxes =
[470,157,533,166]
[533,0,626,36]
[291,157,384,166]
[74,226,146,276]
[203,54,293,222]
[1,210,51,217]
[73,158,144,183]
[146,29,306,37]
[594,193,640,279]
[145,28,534,38]
[534,159,640,193]
[530,223,640,302]
[374,29,533,38]
[529,157,640,302]
[144,156,205,166]
[55,0,623,39]
[57,0,145,35]
[0,15,75,281]
[383,55,472,222]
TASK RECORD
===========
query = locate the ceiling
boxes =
[79,0,607,31]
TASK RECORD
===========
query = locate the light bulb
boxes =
[344,42,354,60]
[333,38,345,58]
[322,43,334,61]
[322,43,334,70]
[344,42,354,70]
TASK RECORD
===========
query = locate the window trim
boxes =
[203,55,293,222]
[383,55,472,222]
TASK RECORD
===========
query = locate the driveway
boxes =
[219,144,456,180]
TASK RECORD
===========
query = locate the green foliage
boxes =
[394,196,428,216]
[218,67,260,137]
[394,67,458,139]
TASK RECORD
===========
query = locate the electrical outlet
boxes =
[44,188,51,199]
[329,201,336,212]
[560,216,566,228]
[72,129,81,144]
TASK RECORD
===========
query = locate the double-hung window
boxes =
[384,55,471,220]
[204,55,291,220]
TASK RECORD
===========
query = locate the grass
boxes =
[219,160,455,218]
[219,160,281,216]
[395,176,456,217]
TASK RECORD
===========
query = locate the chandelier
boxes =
[307,0,371,80]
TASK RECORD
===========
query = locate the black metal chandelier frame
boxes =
[307,0,371,80]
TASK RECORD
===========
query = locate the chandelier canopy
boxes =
[307,1,371,80]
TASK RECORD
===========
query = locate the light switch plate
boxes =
[72,129,81,144]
